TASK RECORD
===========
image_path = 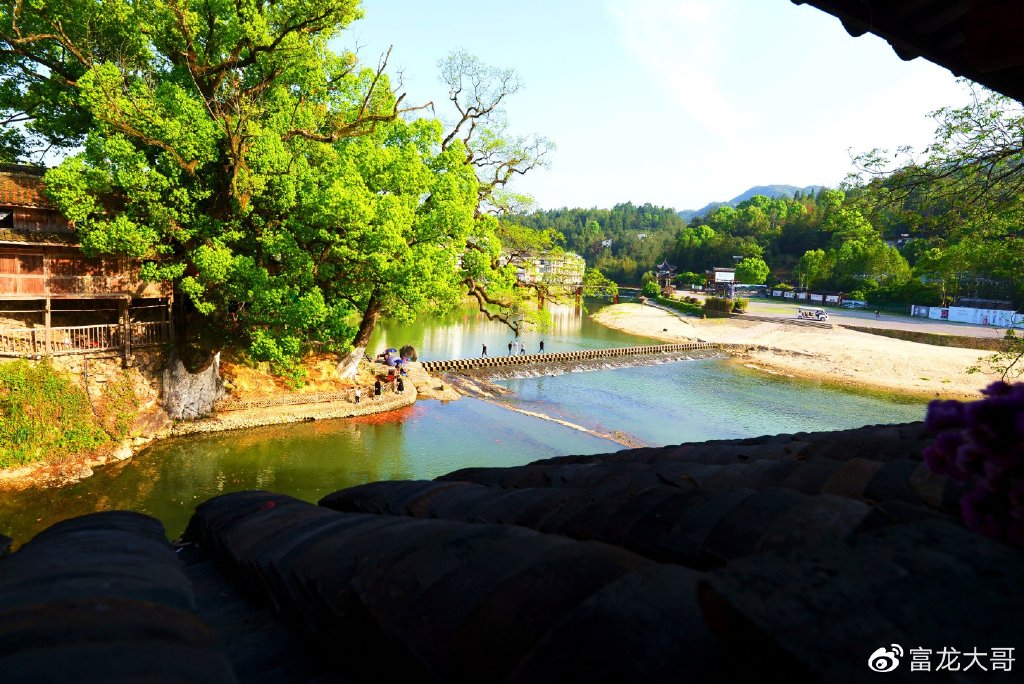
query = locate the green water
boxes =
[0,301,928,545]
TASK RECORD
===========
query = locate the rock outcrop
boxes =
[162,351,226,421]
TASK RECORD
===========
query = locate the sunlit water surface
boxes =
[0,301,926,543]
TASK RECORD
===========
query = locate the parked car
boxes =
[797,307,829,321]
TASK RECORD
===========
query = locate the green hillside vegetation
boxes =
[678,184,825,222]
[522,88,1024,311]
[517,203,685,284]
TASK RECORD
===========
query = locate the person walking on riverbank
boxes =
[354,387,361,405]
[373,379,382,400]
[482,343,488,357]
[508,341,513,355]
[539,340,545,353]
[397,377,404,394]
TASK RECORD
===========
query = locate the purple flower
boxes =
[954,443,985,478]
[934,430,964,458]
[961,488,1003,539]
[923,445,949,476]
[925,399,965,432]
[982,381,1013,398]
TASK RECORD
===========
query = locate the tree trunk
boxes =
[337,293,384,379]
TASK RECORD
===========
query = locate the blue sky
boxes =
[340,0,970,212]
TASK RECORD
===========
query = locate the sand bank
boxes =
[591,303,996,400]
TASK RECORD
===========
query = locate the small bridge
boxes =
[421,342,721,373]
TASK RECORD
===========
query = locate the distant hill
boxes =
[678,184,825,222]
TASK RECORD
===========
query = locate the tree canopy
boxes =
[2,1,565,377]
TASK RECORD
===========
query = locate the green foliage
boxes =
[97,374,140,440]
[655,296,702,317]
[2,0,440,370]
[641,281,661,298]
[581,268,618,299]
[0,360,109,468]
[967,329,1024,381]
[734,257,769,285]
[732,297,749,313]
[517,202,684,283]
[703,296,734,316]
[673,271,706,287]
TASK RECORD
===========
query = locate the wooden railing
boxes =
[130,321,171,347]
[49,324,120,353]
[0,320,171,356]
[0,328,38,355]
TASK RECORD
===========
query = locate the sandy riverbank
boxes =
[592,303,996,400]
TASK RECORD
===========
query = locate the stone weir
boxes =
[421,342,722,374]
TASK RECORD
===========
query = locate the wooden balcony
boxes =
[0,248,169,300]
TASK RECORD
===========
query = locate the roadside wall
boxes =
[911,305,1023,328]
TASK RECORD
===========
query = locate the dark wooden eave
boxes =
[793,0,1024,103]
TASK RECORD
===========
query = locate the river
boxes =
[0,301,927,544]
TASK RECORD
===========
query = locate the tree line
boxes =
[523,86,1024,312]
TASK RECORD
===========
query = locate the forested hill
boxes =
[516,203,684,284]
[678,184,825,222]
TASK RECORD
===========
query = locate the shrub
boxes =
[641,281,661,298]
[97,374,141,440]
[704,294,737,315]
[732,297,749,313]
[655,296,703,317]
[0,360,109,468]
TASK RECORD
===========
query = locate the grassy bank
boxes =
[0,360,111,468]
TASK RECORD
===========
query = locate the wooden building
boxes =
[0,165,172,359]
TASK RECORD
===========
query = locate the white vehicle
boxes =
[797,307,829,321]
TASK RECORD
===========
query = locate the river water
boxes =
[0,301,927,544]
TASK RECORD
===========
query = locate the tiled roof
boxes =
[793,0,1024,104]
[0,169,50,208]
[1,421,1021,681]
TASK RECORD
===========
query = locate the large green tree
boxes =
[2,2,559,378]
[2,0,419,370]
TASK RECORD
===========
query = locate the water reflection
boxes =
[0,300,928,546]
[369,300,651,360]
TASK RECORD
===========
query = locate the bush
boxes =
[641,281,661,298]
[0,360,109,468]
[655,296,703,317]
[732,297,749,313]
[97,374,140,440]
[700,296,735,318]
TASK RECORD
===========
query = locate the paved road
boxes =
[741,299,1005,338]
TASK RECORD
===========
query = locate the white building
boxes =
[507,251,585,287]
